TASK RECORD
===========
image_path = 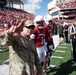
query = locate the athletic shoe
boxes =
[43,70,47,75]
[0,48,2,52]
[72,60,75,64]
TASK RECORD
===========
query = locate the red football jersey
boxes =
[44,25,53,42]
[32,25,46,47]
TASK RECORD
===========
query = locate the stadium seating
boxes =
[56,0,76,24]
[0,7,35,29]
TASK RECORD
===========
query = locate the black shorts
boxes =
[59,34,64,38]
[47,42,54,49]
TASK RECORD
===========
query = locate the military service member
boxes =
[0,20,42,75]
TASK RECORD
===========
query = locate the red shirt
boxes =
[44,25,53,42]
[32,25,46,47]
[4,27,8,31]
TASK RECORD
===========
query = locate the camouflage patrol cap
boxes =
[24,20,34,27]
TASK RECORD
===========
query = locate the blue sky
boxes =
[23,0,51,17]
[13,0,52,17]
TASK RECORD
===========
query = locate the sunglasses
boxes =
[49,20,52,22]
[36,21,44,24]
[25,25,35,29]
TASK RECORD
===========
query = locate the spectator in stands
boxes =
[68,18,76,63]
[0,20,42,75]
[0,22,4,33]
[4,21,8,31]
[0,22,4,52]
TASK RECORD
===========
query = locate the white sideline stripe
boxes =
[3,60,9,63]
[49,65,57,67]
[58,46,67,48]
[49,65,60,68]
[47,65,60,69]
[60,44,70,45]
[52,56,63,59]
[55,50,65,53]
[47,64,60,68]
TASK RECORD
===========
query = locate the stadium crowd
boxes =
[0,7,35,33]
[57,0,76,9]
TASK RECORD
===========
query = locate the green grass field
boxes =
[0,51,9,64]
[48,42,76,75]
[0,45,9,64]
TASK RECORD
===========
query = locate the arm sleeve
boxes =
[68,26,72,34]
[30,34,35,39]
[31,41,42,73]
[0,32,8,46]
[0,31,14,46]
[34,51,42,73]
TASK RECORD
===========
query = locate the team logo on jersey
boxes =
[38,33,45,36]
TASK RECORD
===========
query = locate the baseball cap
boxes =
[24,20,35,29]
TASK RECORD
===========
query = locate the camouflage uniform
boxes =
[0,32,42,75]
